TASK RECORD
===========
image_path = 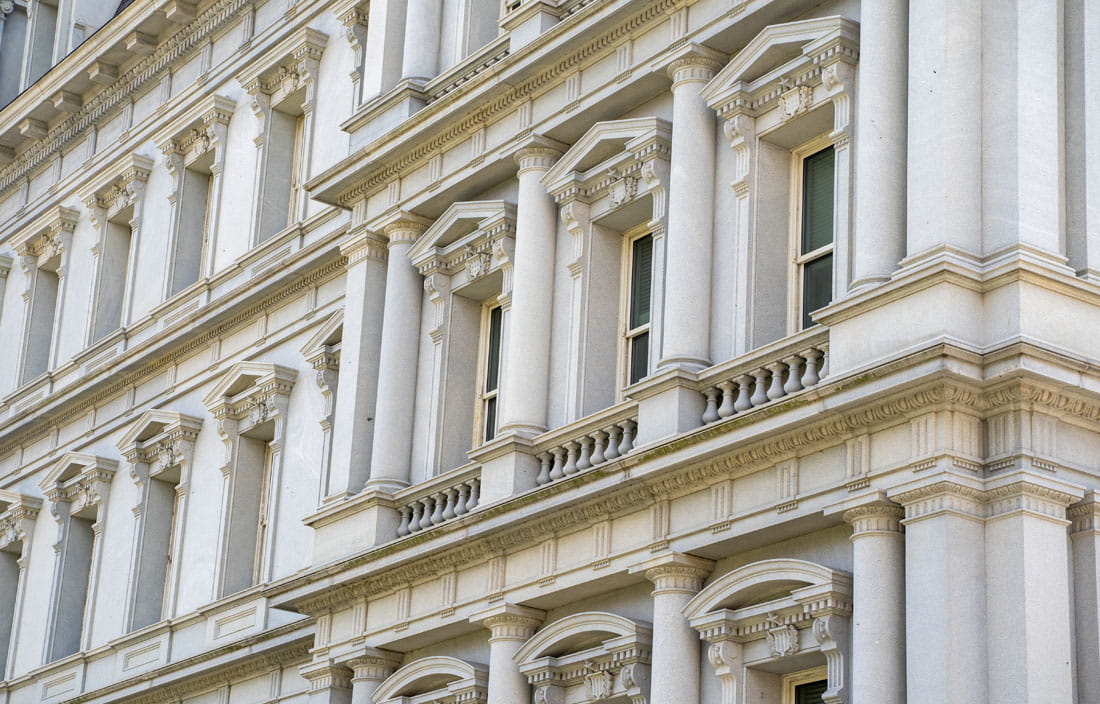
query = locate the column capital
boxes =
[343,646,402,681]
[630,552,714,594]
[826,490,904,538]
[1069,492,1100,535]
[378,210,433,245]
[983,473,1083,523]
[663,44,726,88]
[299,660,354,691]
[888,476,986,523]
[514,135,567,174]
[340,230,388,265]
[471,603,545,642]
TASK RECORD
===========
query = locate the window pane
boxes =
[484,397,497,443]
[802,146,835,254]
[629,234,653,329]
[486,306,503,392]
[802,253,833,329]
[794,680,828,704]
[629,331,649,385]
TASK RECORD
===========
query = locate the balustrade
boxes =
[535,417,638,486]
[699,336,828,426]
[396,474,481,537]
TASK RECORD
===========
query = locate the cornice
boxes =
[0,0,255,200]
[312,0,682,207]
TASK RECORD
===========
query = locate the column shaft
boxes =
[326,233,387,499]
[1070,497,1100,703]
[659,52,721,370]
[368,217,428,491]
[851,0,908,287]
[401,0,441,81]
[845,505,905,704]
[498,141,563,436]
[906,0,982,257]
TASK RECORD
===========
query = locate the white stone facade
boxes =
[0,1,1096,703]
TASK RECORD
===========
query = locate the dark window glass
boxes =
[485,306,503,393]
[794,679,828,704]
[484,397,497,443]
[629,234,653,330]
[802,253,833,329]
[629,331,649,385]
[801,146,835,254]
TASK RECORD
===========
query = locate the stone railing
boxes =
[698,330,829,426]
[533,402,639,487]
[396,465,482,537]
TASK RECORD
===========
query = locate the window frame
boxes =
[473,298,504,447]
[788,135,837,332]
[619,224,654,392]
[781,666,829,704]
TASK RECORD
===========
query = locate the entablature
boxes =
[12,205,79,272]
[238,27,328,117]
[78,153,155,228]
[40,451,118,518]
[118,409,204,484]
[203,361,297,435]
[0,490,42,554]
[408,200,517,292]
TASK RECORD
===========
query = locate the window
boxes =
[476,302,504,444]
[0,3,29,106]
[796,144,835,329]
[23,265,58,381]
[21,0,58,88]
[169,155,214,296]
[624,230,653,386]
[783,667,829,704]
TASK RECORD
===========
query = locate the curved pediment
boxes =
[514,611,650,664]
[683,558,849,618]
[701,16,859,114]
[542,117,671,195]
[372,656,487,703]
[407,200,515,269]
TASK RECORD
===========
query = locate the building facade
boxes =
[0,0,1097,703]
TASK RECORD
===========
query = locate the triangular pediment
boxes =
[300,309,343,359]
[701,16,859,110]
[118,409,204,453]
[407,200,515,267]
[40,452,118,492]
[542,117,671,189]
[202,361,298,409]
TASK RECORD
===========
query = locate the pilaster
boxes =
[300,661,353,704]
[1070,493,1100,703]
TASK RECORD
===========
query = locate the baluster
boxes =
[397,506,412,537]
[467,479,480,509]
[442,488,458,520]
[419,497,434,530]
[734,374,753,412]
[590,430,607,465]
[576,436,593,470]
[766,362,786,401]
[717,380,736,418]
[455,483,470,515]
[429,493,446,524]
[549,447,566,481]
[536,452,553,485]
[702,386,720,424]
[604,425,621,460]
[563,441,579,475]
[783,355,804,394]
[819,343,829,379]
[750,369,770,406]
[801,348,822,387]
[617,420,636,455]
[408,501,423,533]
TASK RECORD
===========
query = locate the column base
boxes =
[469,432,540,505]
[304,490,401,561]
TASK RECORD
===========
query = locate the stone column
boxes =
[401,0,441,81]
[471,604,544,704]
[300,661,353,704]
[983,475,1080,704]
[345,649,402,704]
[325,228,388,500]
[1070,493,1100,703]
[658,47,723,370]
[851,0,908,288]
[367,214,430,492]
[498,137,564,436]
[631,553,713,704]
[843,502,905,704]
[890,479,987,704]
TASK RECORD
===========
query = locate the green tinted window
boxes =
[485,306,502,393]
[802,253,833,329]
[794,680,828,704]
[801,146,835,254]
[629,235,653,330]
